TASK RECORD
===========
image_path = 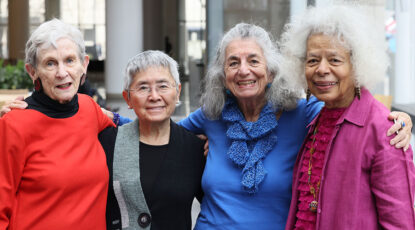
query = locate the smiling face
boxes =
[305,34,356,108]
[224,38,272,105]
[25,38,89,104]
[122,66,181,125]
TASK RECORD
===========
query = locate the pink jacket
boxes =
[285,88,415,229]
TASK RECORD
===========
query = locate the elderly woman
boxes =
[179,23,413,229]
[0,19,114,229]
[280,5,415,229]
[100,50,205,230]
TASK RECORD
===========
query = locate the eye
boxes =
[66,57,74,64]
[250,59,259,64]
[137,85,150,92]
[330,58,343,65]
[306,58,319,65]
[46,60,55,67]
[228,61,238,67]
[158,83,170,89]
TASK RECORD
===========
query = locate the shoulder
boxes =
[283,97,322,124]
[172,121,204,147]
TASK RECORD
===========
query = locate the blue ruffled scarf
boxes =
[222,97,278,194]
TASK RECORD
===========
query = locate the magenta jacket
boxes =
[285,88,415,229]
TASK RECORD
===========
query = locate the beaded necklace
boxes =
[308,123,321,212]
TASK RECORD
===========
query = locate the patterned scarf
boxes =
[222,97,278,194]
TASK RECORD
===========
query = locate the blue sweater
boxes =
[178,98,322,230]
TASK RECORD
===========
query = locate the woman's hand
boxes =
[0,96,28,117]
[197,134,209,156]
[387,111,413,151]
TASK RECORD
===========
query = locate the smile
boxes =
[313,81,338,90]
[237,80,256,86]
[56,83,72,89]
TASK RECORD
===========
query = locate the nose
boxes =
[316,59,330,76]
[56,63,69,78]
[148,86,162,101]
[238,60,250,76]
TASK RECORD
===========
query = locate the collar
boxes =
[25,90,79,118]
[307,87,372,129]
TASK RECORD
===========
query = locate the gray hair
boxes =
[123,50,180,91]
[25,19,86,68]
[279,4,389,91]
[201,23,301,119]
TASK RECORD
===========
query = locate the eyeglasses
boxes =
[128,82,176,96]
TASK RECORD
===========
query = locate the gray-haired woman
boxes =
[101,50,205,230]
[179,22,412,230]
[0,19,114,229]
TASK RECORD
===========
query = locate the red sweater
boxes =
[0,94,113,230]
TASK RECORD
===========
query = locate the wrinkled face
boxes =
[26,38,89,104]
[224,38,272,103]
[122,66,181,124]
[305,34,355,108]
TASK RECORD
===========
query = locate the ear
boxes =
[25,64,37,81]
[122,90,131,107]
[82,55,90,72]
[176,83,182,102]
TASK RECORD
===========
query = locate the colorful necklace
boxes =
[308,123,321,212]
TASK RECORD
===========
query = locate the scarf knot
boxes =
[222,98,279,194]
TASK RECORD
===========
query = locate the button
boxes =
[137,213,151,228]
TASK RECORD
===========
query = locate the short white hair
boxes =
[279,4,389,91]
[123,50,180,91]
[25,19,86,68]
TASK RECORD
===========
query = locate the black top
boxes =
[101,121,206,230]
[139,142,168,201]
[25,90,79,118]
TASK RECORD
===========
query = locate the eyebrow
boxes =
[135,79,171,85]
[226,53,259,61]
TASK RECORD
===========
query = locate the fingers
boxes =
[390,131,411,150]
[0,107,11,117]
[204,139,209,157]
[101,107,114,120]
[387,121,401,136]
[197,134,207,141]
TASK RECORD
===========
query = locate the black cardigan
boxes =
[99,121,205,230]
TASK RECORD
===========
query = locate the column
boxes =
[394,0,415,104]
[105,0,143,98]
[8,0,29,60]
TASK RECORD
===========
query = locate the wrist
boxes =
[112,112,120,126]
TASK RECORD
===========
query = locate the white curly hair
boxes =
[279,4,389,91]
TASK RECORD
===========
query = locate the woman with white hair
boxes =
[179,22,413,229]
[0,19,114,229]
[280,5,415,229]
[101,50,205,230]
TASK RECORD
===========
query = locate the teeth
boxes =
[316,82,336,86]
[238,81,255,85]
[57,83,70,88]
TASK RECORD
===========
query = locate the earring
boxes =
[306,88,311,101]
[266,83,271,89]
[128,105,132,109]
[34,78,42,92]
[355,86,361,100]
[225,89,232,95]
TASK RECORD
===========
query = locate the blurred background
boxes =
[0,0,414,146]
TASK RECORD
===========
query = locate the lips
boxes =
[237,80,256,86]
[313,81,338,90]
[56,83,72,89]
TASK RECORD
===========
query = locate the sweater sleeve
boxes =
[0,117,25,229]
[86,95,115,131]
[178,108,207,135]
[370,144,415,229]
